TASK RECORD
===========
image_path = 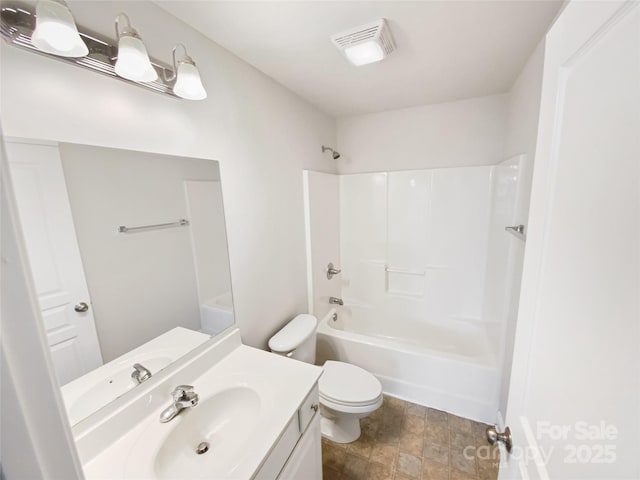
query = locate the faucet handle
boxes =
[172,385,195,401]
[327,262,342,280]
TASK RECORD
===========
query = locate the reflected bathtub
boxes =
[200,292,234,336]
[316,307,498,423]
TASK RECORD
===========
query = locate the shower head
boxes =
[322,145,341,160]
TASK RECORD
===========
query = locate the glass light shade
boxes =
[114,35,157,82]
[31,0,88,57]
[173,62,207,100]
[344,41,384,66]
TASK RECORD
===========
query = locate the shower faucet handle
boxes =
[327,262,342,280]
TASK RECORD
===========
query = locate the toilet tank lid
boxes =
[268,314,317,353]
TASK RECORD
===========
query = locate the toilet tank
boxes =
[268,314,317,364]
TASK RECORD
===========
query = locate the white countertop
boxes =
[81,337,322,480]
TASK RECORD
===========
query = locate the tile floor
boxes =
[321,396,499,480]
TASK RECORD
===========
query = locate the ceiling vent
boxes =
[330,19,395,66]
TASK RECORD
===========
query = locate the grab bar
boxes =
[505,224,526,241]
[118,219,190,234]
[385,266,426,276]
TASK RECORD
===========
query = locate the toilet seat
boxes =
[319,361,383,411]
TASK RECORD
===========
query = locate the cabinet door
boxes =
[278,413,322,480]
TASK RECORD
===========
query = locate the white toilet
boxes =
[268,314,383,443]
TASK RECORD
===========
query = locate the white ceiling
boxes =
[157,1,563,118]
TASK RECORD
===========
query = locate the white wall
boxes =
[503,41,545,222]
[60,144,222,361]
[336,94,507,174]
[0,0,337,349]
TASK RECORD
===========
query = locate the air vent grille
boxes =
[330,19,395,60]
[332,26,379,48]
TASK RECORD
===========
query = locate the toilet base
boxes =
[320,414,362,443]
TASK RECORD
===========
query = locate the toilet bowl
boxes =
[268,314,382,443]
[318,360,383,443]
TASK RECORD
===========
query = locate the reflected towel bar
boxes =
[385,266,426,276]
[118,219,190,234]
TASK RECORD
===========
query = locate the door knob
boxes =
[74,302,89,313]
[486,425,513,453]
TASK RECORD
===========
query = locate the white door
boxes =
[6,139,103,385]
[498,1,639,479]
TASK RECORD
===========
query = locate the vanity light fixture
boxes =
[31,0,88,57]
[1,5,207,100]
[114,13,157,82]
[166,44,207,100]
[331,19,395,66]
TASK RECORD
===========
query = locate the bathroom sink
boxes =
[80,338,322,480]
[151,387,261,479]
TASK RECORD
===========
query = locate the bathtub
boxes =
[316,307,499,423]
[200,292,234,336]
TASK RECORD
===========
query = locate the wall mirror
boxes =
[5,138,234,426]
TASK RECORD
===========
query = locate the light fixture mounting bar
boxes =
[1,6,178,98]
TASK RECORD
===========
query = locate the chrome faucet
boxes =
[159,385,199,423]
[329,297,344,306]
[131,363,152,384]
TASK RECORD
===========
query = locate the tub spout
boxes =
[329,297,344,306]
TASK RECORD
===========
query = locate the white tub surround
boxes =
[303,171,341,321]
[305,163,529,424]
[339,167,493,324]
[482,154,530,419]
[76,328,323,480]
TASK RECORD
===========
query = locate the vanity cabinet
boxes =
[75,336,324,480]
[278,413,321,480]
[254,384,322,480]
